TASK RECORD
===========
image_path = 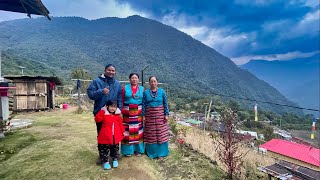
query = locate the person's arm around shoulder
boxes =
[87,79,104,101]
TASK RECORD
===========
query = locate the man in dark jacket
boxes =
[87,64,122,164]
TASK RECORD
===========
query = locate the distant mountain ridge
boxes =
[241,54,319,114]
[0,15,302,114]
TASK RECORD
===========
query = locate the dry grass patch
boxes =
[184,128,275,179]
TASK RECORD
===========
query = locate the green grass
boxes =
[0,108,224,179]
[0,131,38,161]
[0,108,164,180]
[157,143,224,179]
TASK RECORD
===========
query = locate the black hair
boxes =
[105,64,116,70]
[129,73,139,79]
[106,100,117,107]
[148,76,158,82]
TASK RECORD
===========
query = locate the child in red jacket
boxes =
[95,100,125,170]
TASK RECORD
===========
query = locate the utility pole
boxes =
[0,51,1,80]
[0,50,4,82]
[207,99,212,119]
[204,104,207,133]
[203,99,212,133]
[77,79,81,110]
[141,65,149,87]
[71,79,91,111]
[18,66,26,75]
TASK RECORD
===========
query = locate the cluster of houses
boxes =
[1,76,319,179]
[174,110,320,179]
[175,111,264,141]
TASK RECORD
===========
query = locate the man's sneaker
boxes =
[113,160,119,168]
[103,162,111,170]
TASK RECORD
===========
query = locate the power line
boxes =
[208,92,320,112]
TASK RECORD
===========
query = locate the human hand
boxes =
[103,87,110,94]
[164,116,169,122]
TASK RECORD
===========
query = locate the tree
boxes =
[263,126,274,141]
[69,68,92,113]
[227,101,241,112]
[216,108,249,179]
[69,68,92,94]
[70,68,91,80]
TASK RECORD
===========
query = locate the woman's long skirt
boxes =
[144,106,169,158]
[121,104,144,155]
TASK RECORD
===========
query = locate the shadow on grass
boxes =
[0,131,38,162]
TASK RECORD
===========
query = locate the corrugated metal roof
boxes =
[4,75,62,85]
[0,0,50,19]
[259,160,320,180]
[185,118,202,125]
[260,139,320,167]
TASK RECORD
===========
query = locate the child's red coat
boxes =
[95,107,125,144]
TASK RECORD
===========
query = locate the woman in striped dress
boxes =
[121,73,144,156]
[142,76,169,159]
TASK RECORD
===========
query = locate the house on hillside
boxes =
[259,139,320,171]
[237,130,258,139]
[4,76,62,111]
[190,113,205,121]
[211,111,221,121]
[259,160,320,180]
[184,118,203,127]
[207,121,225,132]
[273,128,292,140]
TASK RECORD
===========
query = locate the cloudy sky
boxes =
[0,0,319,64]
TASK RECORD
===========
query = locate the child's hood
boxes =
[100,107,121,115]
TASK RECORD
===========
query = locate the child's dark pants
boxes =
[98,144,119,164]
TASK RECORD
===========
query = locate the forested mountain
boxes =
[0,15,302,114]
[241,54,319,115]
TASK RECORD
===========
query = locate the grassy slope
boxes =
[0,108,161,179]
[0,107,223,179]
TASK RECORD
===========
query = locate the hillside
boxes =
[241,54,319,114]
[0,15,302,114]
[0,107,224,179]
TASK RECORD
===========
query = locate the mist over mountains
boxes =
[241,54,319,115]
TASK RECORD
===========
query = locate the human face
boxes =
[149,77,158,89]
[107,104,117,113]
[104,66,116,78]
[130,74,139,86]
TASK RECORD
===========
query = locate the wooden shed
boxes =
[4,76,62,111]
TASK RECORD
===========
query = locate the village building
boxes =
[259,139,320,171]
[5,75,62,111]
[259,160,320,180]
